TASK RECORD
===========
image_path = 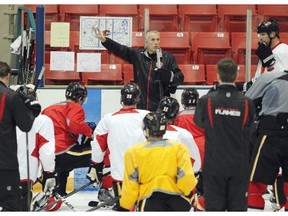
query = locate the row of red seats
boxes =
[44,63,257,86]
[44,30,288,66]
[24,4,288,32]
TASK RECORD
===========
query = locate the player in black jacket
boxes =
[194,58,255,211]
[0,61,41,211]
[93,28,184,111]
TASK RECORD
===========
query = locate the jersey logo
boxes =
[215,108,241,117]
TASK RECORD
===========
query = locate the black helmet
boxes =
[181,88,199,108]
[257,19,279,36]
[65,82,87,103]
[157,96,180,120]
[120,82,140,105]
[16,84,37,100]
[143,112,167,137]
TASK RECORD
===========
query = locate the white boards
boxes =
[79,16,133,50]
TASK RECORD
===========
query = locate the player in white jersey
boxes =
[16,85,56,211]
[243,19,288,211]
[157,96,201,173]
[86,82,149,210]
[244,19,288,91]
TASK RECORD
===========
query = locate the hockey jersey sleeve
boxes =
[38,115,55,173]
[91,114,110,163]
[176,128,201,172]
[176,143,198,196]
[65,103,92,137]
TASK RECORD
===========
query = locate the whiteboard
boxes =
[79,16,133,50]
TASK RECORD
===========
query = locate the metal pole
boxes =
[245,10,252,82]
[144,8,149,46]
[35,6,45,88]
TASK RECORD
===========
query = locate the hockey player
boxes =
[86,82,149,210]
[173,88,205,211]
[194,58,255,211]
[174,88,205,167]
[16,84,56,211]
[93,27,184,111]
[246,70,288,211]
[157,96,201,173]
[0,61,41,211]
[42,81,93,211]
[243,19,288,92]
[118,112,198,211]
[243,19,288,211]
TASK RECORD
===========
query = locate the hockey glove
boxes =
[256,42,276,68]
[154,68,174,85]
[42,171,57,194]
[17,86,41,117]
[80,122,97,145]
[242,80,253,93]
[86,161,104,185]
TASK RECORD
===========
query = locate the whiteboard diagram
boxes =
[79,16,132,50]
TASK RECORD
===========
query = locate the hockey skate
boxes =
[88,188,115,210]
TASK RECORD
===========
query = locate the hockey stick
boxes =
[34,66,45,92]
[34,180,95,211]
[53,192,79,212]
[86,196,119,212]
[25,131,31,211]
[156,48,164,99]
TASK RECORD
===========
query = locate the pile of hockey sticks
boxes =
[32,180,94,212]
[18,27,35,85]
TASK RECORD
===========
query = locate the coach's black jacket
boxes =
[101,37,184,111]
[194,84,255,177]
[0,81,36,170]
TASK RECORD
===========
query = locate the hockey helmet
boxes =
[143,112,167,137]
[120,82,141,105]
[16,84,37,100]
[65,82,87,103]
[181,88,199,107]
[157,96,180,120]
[257,19,279,36]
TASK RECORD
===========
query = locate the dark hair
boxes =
[217,58,238,83]
[0,61,11,78]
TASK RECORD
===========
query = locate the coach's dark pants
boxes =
[203,174,249,211]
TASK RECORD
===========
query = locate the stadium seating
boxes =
[217,5,257,32]
[178,64,206,84]
[280,32,288,45]
[178,5,218,32]
[24,4,59,31]
[160,32,191,64]
[99,5,139,31]
[123,64,134,83]
[59,5,99,31]
[44,64,81,85]
[81,64,123,85]
[206,64,257,85]
[257,5,288,32]
[237,64,258,83]
[231,32,259,65]
[139,5,179,32]
[190,32,232,65]
[132,32,145,48]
